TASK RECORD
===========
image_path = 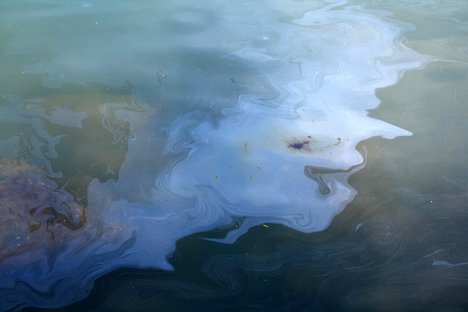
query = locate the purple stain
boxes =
[288,140,310,150]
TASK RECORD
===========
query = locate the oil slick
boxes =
[0,1,429,310]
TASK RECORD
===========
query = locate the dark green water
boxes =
[1,1,467,311]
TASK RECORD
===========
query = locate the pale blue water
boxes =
[1,1,467,311]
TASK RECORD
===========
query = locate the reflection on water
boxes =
[1,0,468,311]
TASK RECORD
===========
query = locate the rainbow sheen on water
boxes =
[3,0,460,310]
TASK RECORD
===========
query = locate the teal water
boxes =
[1,1,467,311]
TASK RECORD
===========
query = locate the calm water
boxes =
[1,1,467,311]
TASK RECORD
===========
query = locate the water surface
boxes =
[0,1,467,311]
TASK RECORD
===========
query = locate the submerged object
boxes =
[0,160,86,265]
